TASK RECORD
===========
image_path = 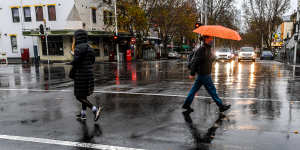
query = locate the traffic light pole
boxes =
[42,18,51,85]
[43,20,50,65]
[114,0,120,63]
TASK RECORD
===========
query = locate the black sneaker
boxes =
[94,107,102,121]
[182,104,194,112]
[219,104,231,112]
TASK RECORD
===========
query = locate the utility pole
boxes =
[114,0,120,63]
[204,0,207,25]
[294,0,300,65]
[200,0,204,24]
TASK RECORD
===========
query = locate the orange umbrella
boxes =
[193,25,242,41]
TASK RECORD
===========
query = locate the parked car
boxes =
[168,51,180,59]
[260,51,274,60]
[238,47,256,62]
[215,48,234,61]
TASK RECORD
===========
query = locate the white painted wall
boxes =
[0,0,114,60]
[283,22,294,39]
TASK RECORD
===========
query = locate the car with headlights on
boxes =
[168,51,180,59]
[238,47,256,62]
[215,48,234,61]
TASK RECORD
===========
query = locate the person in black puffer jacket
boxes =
[71,29,101,121]
[182,36,231,113]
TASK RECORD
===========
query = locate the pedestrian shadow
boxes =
[75,121,103,150]
[182,111,227,150]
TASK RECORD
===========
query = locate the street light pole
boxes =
[114,0,120,63]
[294,1,300,65]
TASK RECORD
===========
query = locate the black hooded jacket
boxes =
[71,30,95,97]
[190,43,215,76]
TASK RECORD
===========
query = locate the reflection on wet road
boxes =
[1,60,299,101]
[0,60,300,150]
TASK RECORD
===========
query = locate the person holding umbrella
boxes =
[182,36,231,113]
[71,29,101,121]
[183,25,241,113]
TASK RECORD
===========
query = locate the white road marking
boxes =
[0,88,293,102]
[0,134,145,150]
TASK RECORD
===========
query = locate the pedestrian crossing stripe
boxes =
[0,134,145,150]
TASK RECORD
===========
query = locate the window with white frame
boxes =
[92,8,97,23]
[11,8,20,23]
[48,5,56,21]
[35,6,44,21]
[23,7,31,22]
[10,35,18,53]
[104,11,113,25]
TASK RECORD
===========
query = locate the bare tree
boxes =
[243,0,290,49]
[194,0,238,28]
[151,0,199,56]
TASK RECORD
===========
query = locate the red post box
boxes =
[126,49,132,62]
[21,48,30,63]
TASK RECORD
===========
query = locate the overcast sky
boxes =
[236,0,298,16]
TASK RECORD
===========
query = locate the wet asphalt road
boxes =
[0,59,300,150]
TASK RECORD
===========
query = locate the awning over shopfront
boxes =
[182,45,190,49]
[23,29,132,38]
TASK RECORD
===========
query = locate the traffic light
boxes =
[39,24,44,35]
[113,35,118,40]
[195,22,202,29]
[113,33,119,41]
[41,35,45,40]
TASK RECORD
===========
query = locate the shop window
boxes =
[11,8,20,23]
[48,5,56,21]
[23,7,31,22]
[41,36,64,56]
[92,8,97,23]
[35,6,44,21]
[10,35,18,53]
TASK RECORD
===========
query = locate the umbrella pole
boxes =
[213,37,216,50]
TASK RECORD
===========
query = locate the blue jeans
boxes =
[184,75,223,107]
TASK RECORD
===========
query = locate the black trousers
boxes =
[76,96,93,110]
